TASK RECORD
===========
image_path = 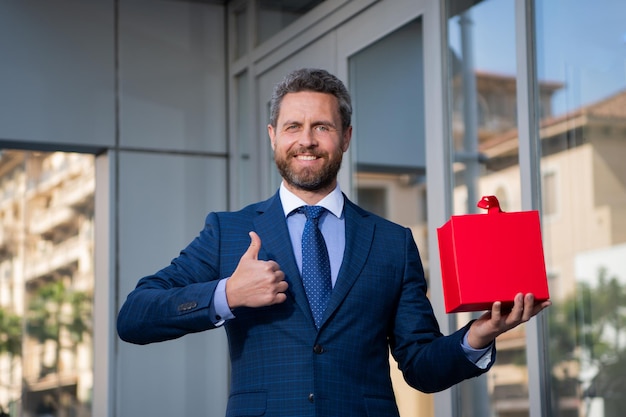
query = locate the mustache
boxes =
[288,147,327,158]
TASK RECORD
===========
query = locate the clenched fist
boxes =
[225,231,288,308]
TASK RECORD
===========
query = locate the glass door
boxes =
[348,17,433,417]
[536,1,626,416]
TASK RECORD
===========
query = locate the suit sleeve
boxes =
[116,212,225,345]
[389,228,494,393]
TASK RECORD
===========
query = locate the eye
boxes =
[314,125,330,132]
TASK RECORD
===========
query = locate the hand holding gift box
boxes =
[437,195,551,313]
[437,195,552,349]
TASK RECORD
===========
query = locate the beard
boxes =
[275,146,344,192]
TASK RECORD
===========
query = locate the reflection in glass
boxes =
[0,150,94,417]
[447,0,626,416]
[447,1,529,416]
[536,1,626,416]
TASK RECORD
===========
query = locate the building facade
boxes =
[0,1,625,417]
[0,151,94,417]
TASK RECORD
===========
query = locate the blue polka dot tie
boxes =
[300,206,332,329]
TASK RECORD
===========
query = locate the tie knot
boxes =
[301,205,326,221]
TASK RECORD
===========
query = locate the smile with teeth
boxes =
[296,155,319,160]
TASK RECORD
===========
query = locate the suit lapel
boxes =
[320,198,374,328]
[254,193,376,331]
[253,193,315,327]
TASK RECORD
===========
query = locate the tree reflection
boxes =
[25,279,92,417]
[0,308,21,358]
[550,267,626,416]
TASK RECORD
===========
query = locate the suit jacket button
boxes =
[313,344,324,354]
[308,393,315,403]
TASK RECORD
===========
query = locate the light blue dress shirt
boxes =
[210,182,492,367]
[281,182,345,287]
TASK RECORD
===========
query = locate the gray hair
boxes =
[268,68,352,132]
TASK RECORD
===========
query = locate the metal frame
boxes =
[423,0,461,415]
[515,1,552,416]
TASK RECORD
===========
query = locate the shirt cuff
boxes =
[461,331,494,369]
[210,278,235,326]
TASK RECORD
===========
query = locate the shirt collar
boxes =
[279,182,344,219]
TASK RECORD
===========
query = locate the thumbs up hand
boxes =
[225,232,288,308]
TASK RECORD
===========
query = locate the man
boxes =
[117,68,550,417]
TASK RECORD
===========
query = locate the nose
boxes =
[298,127,318,148]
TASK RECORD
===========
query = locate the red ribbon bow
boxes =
[477,195,503,214]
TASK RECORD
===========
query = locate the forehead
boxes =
[277,91,340,122]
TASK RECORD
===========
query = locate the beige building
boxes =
[0,151,94,417]
[476,89,626,416]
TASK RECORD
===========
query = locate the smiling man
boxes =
[117,68,550,417]
[269,89,350,198]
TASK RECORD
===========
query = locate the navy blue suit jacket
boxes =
[117,192,492,417]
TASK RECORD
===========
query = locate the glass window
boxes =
[256,0,325,45]
[0,150,95,417]
[357,187,387,219]
[234,5,249,59]
[447,1,526,416]
[542,171,558,217]
[535,1,626,416]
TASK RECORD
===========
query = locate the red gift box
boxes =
[437,195,550,313]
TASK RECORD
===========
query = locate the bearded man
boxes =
[117,68,549,417]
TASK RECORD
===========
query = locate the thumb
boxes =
[243,231,261,260]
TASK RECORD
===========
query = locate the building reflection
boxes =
[356,72,626,416]
[0,151,94,417]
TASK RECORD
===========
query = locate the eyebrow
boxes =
[313,120,337,129]
[281,119,338,128]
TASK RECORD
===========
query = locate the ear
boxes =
[267,124,276,150]
[341,126,352,152]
